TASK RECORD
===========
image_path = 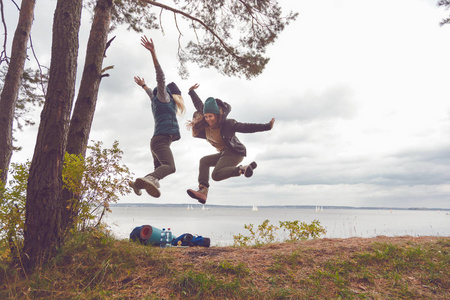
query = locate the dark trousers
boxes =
[198,148,244,188]
[145,135,176,180]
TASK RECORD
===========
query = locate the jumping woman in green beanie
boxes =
[186,83,275,204]
[129,35,185,198]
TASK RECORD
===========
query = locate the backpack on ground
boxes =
[171,233,210,247]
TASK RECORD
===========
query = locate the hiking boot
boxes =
[128,180,142,196]
[136,175,161,198]
[187,184,208,204]
[239,161,257,178]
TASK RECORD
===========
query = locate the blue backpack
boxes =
[171,233,210,247]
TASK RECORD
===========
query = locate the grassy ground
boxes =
[1,233,448,299]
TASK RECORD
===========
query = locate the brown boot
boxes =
[187,184,208,204]
[239,161,257,178]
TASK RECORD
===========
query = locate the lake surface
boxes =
[105,205,449,246]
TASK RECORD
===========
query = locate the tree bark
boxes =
[23,0,83,270]
[0,0,36,185]
[61,0,114,232]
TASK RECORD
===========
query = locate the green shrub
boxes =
[0,162,29,259]
[280,220,327,241]
[0,140,132,261]
[63,140,132,231]
[233,219,326,247]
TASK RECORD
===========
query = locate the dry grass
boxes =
[1,233,449,299]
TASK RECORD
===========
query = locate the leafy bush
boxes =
[0,162,29,259]
[63,140,132,231]
[280,220,326,241]
[233,219,326,247]
[0,140,132,260]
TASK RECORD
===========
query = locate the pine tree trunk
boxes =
[61,0,114,233]
[0,0,36,185]
[23,0,83,270]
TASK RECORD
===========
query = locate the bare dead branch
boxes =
[103,35,116,57]
[101,65,114,74]
[100,65,114,78]
[11,0,20,10]
[191,20,200,44]
[173,11,183,38]
[173,12,184,58]
[0,0,9,65]
[159,7,164,35]
[28,33,47,95]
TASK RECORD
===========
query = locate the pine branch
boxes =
[140,0,237,58]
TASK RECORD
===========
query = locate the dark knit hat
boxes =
[167,82,181,95]
[152,82,182,97]
[203,97,220,114]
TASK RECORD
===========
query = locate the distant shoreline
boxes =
[110,203,450,211]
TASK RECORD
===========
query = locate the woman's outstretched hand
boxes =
[141,35,155,53]
[269,118,275,129]
[189,83,200,91]
[134,76,146,87]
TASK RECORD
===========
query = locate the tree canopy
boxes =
[82,0,298,79]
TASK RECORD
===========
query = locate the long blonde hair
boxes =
[172,94,186,116]
[186,108,223,137]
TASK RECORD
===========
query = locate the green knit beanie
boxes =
[203,97,220,115]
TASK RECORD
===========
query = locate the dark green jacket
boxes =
[151,89,180,141]
[188,90,271,156]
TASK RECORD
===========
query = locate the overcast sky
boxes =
[6,0,450,208]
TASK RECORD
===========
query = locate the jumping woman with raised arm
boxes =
[186,83,275,204]
[129,36,185,198]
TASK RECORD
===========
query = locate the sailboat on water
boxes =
[252,205,258,211]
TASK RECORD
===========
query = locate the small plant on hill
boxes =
[280,220,326,241]
[233,219,326,246]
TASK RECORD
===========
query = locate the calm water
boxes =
[105,205,449,246]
